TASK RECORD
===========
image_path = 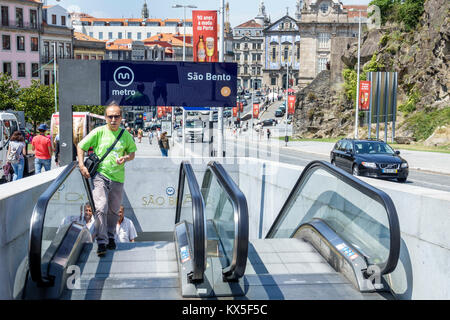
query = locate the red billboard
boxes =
[359,81,371,111]
[288,95,296,115]
[233,106,238,117]
[192,11,218,62]
[157,107,164,118]
[240,102,243,113]
[253,104,259,119]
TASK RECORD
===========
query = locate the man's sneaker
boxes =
[97,244,107,257]
[107,238,116,250]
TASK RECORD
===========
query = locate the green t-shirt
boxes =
[78,126,137,183]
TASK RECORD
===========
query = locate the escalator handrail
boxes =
[175,161,206,282]
[266,160,400,275]
[28,161,94,286]
[204,161,249,280]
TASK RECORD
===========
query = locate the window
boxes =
[98,55,103,60]
[108,32,113,39]
[243,66,248,74]
[65,44,71,58]
[52,14,57,25]
[271,77,276,85]
[318,57,327,72]
[31,37,38,51]
[127,32,132,39]
[84,55,89,60]
[89,32,93,38]
[30,9,37,28]
[137,32,141,40]
[319,33,330,49]
[284,47,289,60]
[1,6,9,27]
[91,55,96,60]
[3,62,11,75]
[118,32,122,39]
[58,43,64,58]
[252,43,256,50]
[61,15,66,26]
[147,32,151,38]
[272,47,276,60]
[17,62,25,77]
[297,45,300,59]
[44,70,50,85]
[2,35,10,50]
[98,32,103,40]
[16,8,23,27]
[320,3,329,14]
[31,63,39,77]
[76,54,81,59]
[17,36,24,51]
[244,53,248,62]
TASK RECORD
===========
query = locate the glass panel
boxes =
[42,168,94,259]
[271,167,391,266]
[178,177,193,224]
[202,172,235,264]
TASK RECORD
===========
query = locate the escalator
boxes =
[236,160,400,299]
[22,159,400,300]
[23,160,248,300]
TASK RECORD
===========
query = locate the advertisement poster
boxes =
[192,10,218,62]
[253,103,259,119]
[233,106,238,117]
[157,107,164,118]
[161,120,172,137]
[288,95,296,114]
[240,102,244,113]
[359,81,371,111]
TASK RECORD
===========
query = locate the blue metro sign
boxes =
[101,61,237,108]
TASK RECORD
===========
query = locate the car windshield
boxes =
[186,120,203,128]
[354,141,395,155]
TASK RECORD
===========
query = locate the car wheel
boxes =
[352,164,359,176]
[397,177,407,183]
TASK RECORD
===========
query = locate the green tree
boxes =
[0,73,21,111]
[398,0,425,30]
[18,80,55,133]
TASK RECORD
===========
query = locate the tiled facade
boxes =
[0,0,42,87]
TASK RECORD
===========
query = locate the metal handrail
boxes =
[266,160,400,275]
[28,162,94,286]
[201,161,249,281]
[175,161,206,282]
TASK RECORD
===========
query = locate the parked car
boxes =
[223,110,232,118]
[275,109,285,117]
[330,139,409,182]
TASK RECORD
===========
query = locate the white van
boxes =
[0,112,20,182]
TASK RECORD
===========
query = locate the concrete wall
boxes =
[0,167,64,299]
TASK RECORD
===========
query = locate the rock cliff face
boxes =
[292,0,449,143]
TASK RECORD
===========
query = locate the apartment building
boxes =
[0,0,42,87]
[73,31,105,61]
[40,4,73,85]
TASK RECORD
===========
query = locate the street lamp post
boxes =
[172,4,197,155]
[350,8,364,139]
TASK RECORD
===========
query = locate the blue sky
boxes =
[46,0,370,27]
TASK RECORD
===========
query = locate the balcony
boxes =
[1,20,41,32]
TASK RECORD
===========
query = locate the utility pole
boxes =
[352,9,362,139]
[217,0,225,157]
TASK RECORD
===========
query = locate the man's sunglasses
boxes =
[106,115,121,119]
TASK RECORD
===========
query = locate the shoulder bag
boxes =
[84,129,125,177]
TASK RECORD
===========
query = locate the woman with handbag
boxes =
[7,131,26,181]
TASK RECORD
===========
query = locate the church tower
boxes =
[141,1,149,19]
[295,0,304,21]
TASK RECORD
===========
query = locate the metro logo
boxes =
[113,66,134,87]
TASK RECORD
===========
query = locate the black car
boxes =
[275,109,285,117]
[330,139,409,182]
[261,119,277,126]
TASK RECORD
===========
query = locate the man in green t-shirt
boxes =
[77,103,137,257]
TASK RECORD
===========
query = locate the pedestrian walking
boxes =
[137,128,143,143]
[158,131,170,157]
[148,129,153,144]
[6,131,26,181]
[32,124,53,174]
[77,102,137,257]
[267,128,271,140]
